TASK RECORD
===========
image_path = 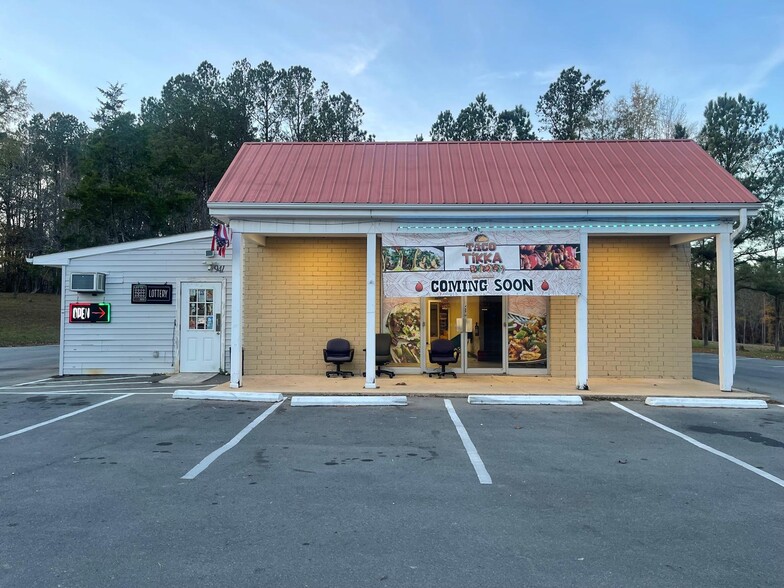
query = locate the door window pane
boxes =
[188,288,216,331]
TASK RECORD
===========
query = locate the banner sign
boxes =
[131,284,173,304]
[382,230,582,297]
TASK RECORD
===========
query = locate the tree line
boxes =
[1,63,782,349]
[0,59,372,294]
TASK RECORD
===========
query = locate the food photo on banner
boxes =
[381,231,582,298]
[507,296,548,368]
[382,297,422,365]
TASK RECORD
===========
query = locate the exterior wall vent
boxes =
[70,272,106,293]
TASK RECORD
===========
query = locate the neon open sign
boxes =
[69,302,111,323]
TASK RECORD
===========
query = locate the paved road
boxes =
[1,380,783,587]
[693,352,784,402]
[0,345,58,386]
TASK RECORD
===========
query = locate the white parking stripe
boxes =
[0,385,214,396]
[0,391,173,396]
[611,402,784,489]
[1,381,152,390]
[182,400,284,480]
[46,376,151,383]
[1,377,160,391]
[0,394,134,441]
[444,399,492,485]
[9,377,54,388]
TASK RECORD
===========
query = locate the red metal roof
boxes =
[208,140,760,207]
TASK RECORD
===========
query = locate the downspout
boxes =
[731,208,748,242]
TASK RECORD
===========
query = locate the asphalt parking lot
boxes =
[1,378,783,588]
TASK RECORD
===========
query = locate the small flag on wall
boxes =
[212,224,232,257]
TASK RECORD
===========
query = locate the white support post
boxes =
[59,267,66,377]
[230,231,244,389]
[716,230,735,391]
[576,231,589,390]
[364,233,377,389]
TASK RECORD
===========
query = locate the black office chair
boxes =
[428,338,460,378]
[323,338,354,377]
[363,333,395,379]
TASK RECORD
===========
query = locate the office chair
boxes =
[323,338,354,377]
[363,333,395,378]
[428,338,460,378]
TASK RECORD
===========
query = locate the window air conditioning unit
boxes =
[70,272,106,293]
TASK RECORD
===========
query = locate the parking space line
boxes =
[0,385,214,396]
[0,391,174,396]
[182,400,285,480]
[444,399,492,485]
[2,381,152,390]
[6,377,55,388]
[35,376,151,384]
[0,394,134,441]
[611,402,784,489]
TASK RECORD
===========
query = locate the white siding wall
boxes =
[61,236,232,375]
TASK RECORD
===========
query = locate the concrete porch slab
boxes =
[207,374,768,401]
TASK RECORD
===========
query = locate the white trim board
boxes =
[29,230,213,266]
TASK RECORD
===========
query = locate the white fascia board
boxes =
[208,202,762,221]
[29,230,213,267]
[226,218,736,238]
[669,233,716,245]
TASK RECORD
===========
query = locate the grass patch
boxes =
[692,339,784,361]
[0,292,60,346]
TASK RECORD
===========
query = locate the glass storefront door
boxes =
[465,296,504,373]
[424,297,461,371]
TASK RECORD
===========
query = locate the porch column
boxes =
[364,233,377,389]
[230,231,244,389]
[576,231,589,390]
[716,230,735,391]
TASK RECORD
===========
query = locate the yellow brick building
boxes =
[209,141,760,392]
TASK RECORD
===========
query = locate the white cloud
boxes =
[346,45,380,76]
[532,67,563,83]
[476,69,526,83]
[737,42,784,95]
[308,43,383,79]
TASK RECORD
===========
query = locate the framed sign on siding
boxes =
[131,284,173,304]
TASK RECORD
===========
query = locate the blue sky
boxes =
[2,0,783,140]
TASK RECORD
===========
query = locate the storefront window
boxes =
[382,297,421,367]
[507,297,547,369]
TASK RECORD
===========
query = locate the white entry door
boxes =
[180,282,222,372]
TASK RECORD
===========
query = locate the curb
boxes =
[644,397,768,409]
[291,395,408,407]
[173,390,285,402]
[468,395,583,405]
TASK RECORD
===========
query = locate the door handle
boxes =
[216,313,221,334]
